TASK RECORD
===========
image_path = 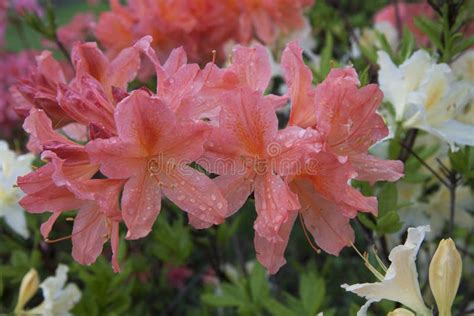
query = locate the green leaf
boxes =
[299,272,325,315]
[249,262,269,303]
[376,211,403,234]
[320,32,334,78]
[398,27,416,63]
[414,16,443,49]
[263,299,297,316]
[358,213,376,230]
[378,182,398,216]
[358,65,370,86]
[201,292,243,308]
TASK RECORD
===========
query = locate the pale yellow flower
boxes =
[14,269,39,313]
[429,239,462,316]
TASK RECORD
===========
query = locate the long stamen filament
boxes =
[351,242,385,282]
[298,212,321,254]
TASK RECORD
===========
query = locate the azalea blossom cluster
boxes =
[96,0,313,63]
[14,34,403,273]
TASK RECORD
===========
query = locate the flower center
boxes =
[147,158,161,175]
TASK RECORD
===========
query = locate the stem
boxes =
[54,35,73,69]
[398,141,451,188]
[448,171,458,235]
[398,128,418,162]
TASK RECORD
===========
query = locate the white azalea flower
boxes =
[351,22,398,59]
[452,50,474,125]
[0,141,34,238]
[427,186,474,234]
[452,50,474,83]
[378,50,474,150]
[25,264,82,316]
[342,226,432,316]
[378,50,433,121]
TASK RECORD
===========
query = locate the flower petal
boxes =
[255,210,297,274]
[160,165,227,226]
[281,41,317,128]
[292,177,355,255]
[122,170,162,240]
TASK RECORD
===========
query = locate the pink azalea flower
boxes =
[248,42,405,273]
[0,51,37,137]
[282,42,403,184]
[17,109,124,271]
[13,37,143,136]
[166,266,193,289]
[374,1,435,44]
[235,0,314,44]
[86,90,228,239]
[95,0,313,64]
[201,86,321,272]
[138,37,286,123]
[57,13,95,49]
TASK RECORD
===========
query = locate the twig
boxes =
[398,129,419,162]
[54,35,73,69]
[448,170,458,235]
[398,141,451,188]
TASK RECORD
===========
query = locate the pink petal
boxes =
[40,212,62,239]
[111,221,121,272]
[71,41,110,83]
[86,137,145,179]
[213,174,254,217]
[350,154,404,184]
[271,126,322,176]
[18,164,82,213]
[72,202,108,265]
[160,165,227,226]
[23,109,76,152]
[292,178,355,255]
[105,44,142,91]
[281,41,317,128]
[160,121,210,162]
[255,210,297,274]
[220,88,278,157]
[122,170,162,240]
[36,51,67,84]
[230,44,272,92]
[114,90,176,153]
[57,78,116,133]
[254,173,300,243]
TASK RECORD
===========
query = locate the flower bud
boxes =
[15,268,39,312]
[429,238,462,316]
[388,308,415,316]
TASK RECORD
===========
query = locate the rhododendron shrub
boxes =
[14,33,403,273]
[95,0,314,64]
[2,1,474,315]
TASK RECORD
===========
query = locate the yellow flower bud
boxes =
[429,238,462,316]
[14,268,39,313]
[388,308,415,316]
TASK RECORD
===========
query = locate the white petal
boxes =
[38,264,82,315]
[3,206,29,239]
[378,50,434,121]
[342,226,431,315]
[433,120,474,149]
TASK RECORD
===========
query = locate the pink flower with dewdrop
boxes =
[249,42,404,273]
[86,90,228,238]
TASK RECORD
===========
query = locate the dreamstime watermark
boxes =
[147,142,323,176]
